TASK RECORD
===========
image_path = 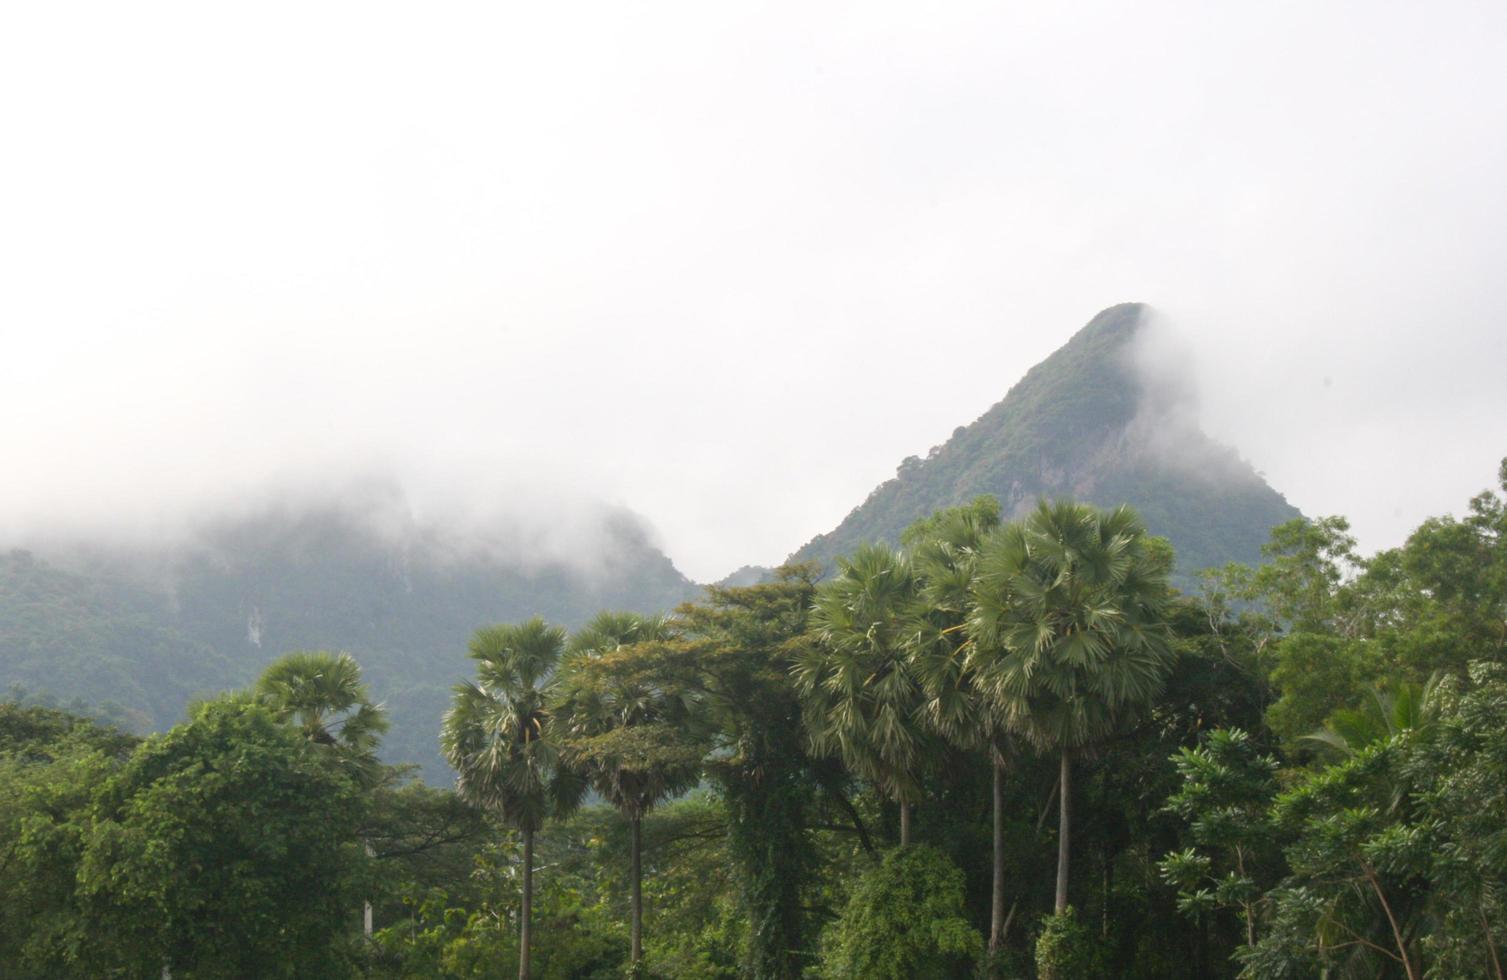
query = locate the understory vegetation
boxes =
[3,458,1505,978]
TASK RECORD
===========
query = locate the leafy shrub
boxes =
[820,845,983,980]
[1035,907,1107,980]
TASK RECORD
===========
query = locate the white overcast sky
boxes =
[2,1,1505,581]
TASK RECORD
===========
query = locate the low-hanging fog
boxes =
[2,1,1504,582]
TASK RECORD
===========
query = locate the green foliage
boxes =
[1302,674,1442,760]
[0,699,139,759]
[674,567,823,980]
[363,778,492,917]
[0,729,121,975]
[557,614,709,967]
[1264,633,1369,743]
[557,615,705,820]
[75,698,368,978]
[0,548,236,732]
[793,544,938,816]
[442,618,582,833]
[367,796,737,980]
[256,648,390,786]
[1236,463,1507,757]
[966,500,1176,752]
[8,453,1507,980]
[1034,907,1107,980]
[1,502,699,783]
[820,845,983,979]
[904,497,1006,750]
[1160,728,1281,950]
[370,870,625,980]
[1399,662,1507,977]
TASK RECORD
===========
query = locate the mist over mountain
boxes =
[1,491,696,780]
[791,303,1301,580]
[1,302,1307,782]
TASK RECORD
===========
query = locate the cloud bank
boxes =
[1,1,1504,580]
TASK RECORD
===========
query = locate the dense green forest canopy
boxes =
[2,456,1504,978]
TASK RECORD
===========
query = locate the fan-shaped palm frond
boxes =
[441,617,582,831]
[791,544,940,841]
[255,650,389,784]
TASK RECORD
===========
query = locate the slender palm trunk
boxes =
[520,828,534,980]
[899,799,912,846]
[363,840,374,939]
[630,813,643,965]
[989,758,1006,952]
[1055,748,1071,915]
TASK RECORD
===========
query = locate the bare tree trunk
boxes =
[630,814,643,966]
[520,828,533,980]
[989,758,1006,952]
[1365,865,1418,980]
[899,800,912,846]
[1055,748,1071,915]
[364,840,374,939]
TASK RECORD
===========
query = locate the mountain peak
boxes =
[1073,300,1147,343]
[790,303,1297,580]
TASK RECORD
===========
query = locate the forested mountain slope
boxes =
[791,303,1300,580]
[1,499,697,780]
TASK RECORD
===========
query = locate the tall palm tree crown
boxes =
[966,500,1176,752]
[254,650,389,784]
[565,610,674,662]
[556,610,699,820]
[793,544,937,825]
[441,617,581,834]
[903,499,1005,749]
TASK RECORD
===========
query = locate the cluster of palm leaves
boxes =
[794,498,1176,948]
[440,611,695,980]
[248,499,1176,976]
[254,650,390,786]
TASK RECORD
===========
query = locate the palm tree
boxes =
[967,501,1174,913]
[556,612,702,968]
[254,650,389,784]
[441,618,583,980]
[903,499,1020,950]
[566,610,674,660]
[1303,673,1443,759]
[254,651,389,937]
[792,544,937,845]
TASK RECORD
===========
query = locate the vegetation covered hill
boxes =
[0,549,233,731]
[791,303,1301,579]
[0,499,697,780]
[5,461,1504,979]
